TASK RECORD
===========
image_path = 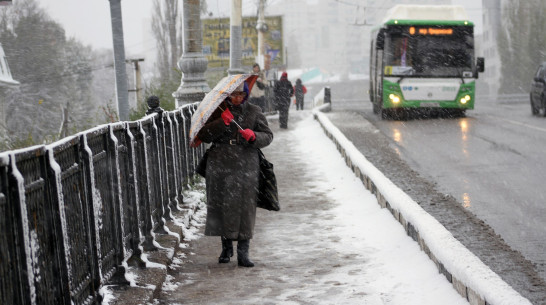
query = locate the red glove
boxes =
[221,108,234,125]
[239,129,256,142]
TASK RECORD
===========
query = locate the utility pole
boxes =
[174,0,210,107]
[127,58,144,108]
[228,0,245,75]
[256,0,267,69]
[109,0,130,121]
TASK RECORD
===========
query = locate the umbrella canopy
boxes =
[189,74,258,147]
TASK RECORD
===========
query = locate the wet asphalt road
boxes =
[321,79,546,303]
[354,98,546,283]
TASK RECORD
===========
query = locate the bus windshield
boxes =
[384,32,474,77]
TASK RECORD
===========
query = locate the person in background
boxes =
[273,72,293,129]
[196,81,274,267]
[146,95,164,115]
[294,78,307,110]
[249,63,266,112]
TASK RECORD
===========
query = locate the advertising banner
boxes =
[202,16,283,69]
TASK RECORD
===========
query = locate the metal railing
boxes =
[0,102,205,305]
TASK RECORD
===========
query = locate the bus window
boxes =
[385,31,473,77]
[385,35,415,75]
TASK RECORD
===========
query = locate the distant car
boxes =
[530,62,546,116]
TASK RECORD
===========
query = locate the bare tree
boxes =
[0,0,100,148]
[150,0,209,83]
[151,0,182,83]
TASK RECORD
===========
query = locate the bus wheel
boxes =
[372,102,380,114]
[450,109,466,118]
[380,108,390,120]
[459,109,466,117]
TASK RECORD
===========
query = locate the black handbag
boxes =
[256,149,280,211]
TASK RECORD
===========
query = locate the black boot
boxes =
[237,240,255,267]
[218,236,233,263]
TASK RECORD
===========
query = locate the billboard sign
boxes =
[202,16,283,69]
[0,0,12,6]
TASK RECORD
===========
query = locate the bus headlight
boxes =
[460,95,471,104]
[389,94,401,104]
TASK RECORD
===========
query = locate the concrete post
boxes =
[109,0,130,121]
[255,0,267,68]
[228,0,245,75]
[127,58,144,108]
[174,0,210,107]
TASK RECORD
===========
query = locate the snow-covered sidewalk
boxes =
[157,110,468,304]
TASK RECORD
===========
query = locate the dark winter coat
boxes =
[294,80,306,102]
[274,77,294,108]
[197,101,273,240]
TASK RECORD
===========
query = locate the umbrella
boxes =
[189,74,258,147]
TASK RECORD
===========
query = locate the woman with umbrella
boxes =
[194,76,273,267]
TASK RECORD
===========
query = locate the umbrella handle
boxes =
[219,106,244,130]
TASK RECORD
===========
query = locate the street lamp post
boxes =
[174,0,210,107]
[256,0,267,68]
[228,0,245,75]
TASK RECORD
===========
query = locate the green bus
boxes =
[369,5,484,119]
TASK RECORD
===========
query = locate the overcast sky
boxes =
[36,0,483,55]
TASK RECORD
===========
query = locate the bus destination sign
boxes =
[409,27,453,35]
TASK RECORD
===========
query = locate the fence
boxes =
[0,102,205,305]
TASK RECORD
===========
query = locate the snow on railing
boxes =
[0,102,204,305]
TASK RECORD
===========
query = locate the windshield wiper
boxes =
[456,67,465,84]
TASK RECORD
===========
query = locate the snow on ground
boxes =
[161,110,468,304]
[283,111,468,304]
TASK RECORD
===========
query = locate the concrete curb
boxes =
[312,106,532,305]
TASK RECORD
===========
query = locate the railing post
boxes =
[107,124,130,285]
[156,114,173,221]
[81,127,126,285]
[136,119,158,251]
[49,137,101,304]
[181,107,192,185]
[148,116,167,234]
[2,153,32,305]
[164,113,180,213]
[125,122,145,262]
[172,111,185,204]
[9,147,75,305]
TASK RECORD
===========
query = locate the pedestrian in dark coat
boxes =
[145,95,164,115]
[196,81,274,267]
[274,71,293,128]
[294,78,307,110]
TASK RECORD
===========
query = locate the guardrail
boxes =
[0,102,204,305]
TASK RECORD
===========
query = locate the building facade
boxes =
[480,0,502,96]
[266,0,449,78]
